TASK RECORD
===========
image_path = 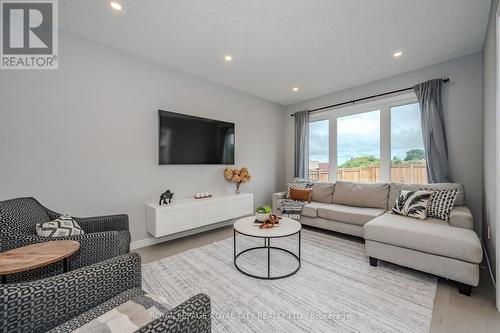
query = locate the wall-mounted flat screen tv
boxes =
[158,110,235,165]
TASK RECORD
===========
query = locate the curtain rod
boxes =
[290,78,450,117]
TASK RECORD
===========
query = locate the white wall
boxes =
[0,30,286,242]
[285,53,484,235]
[483,0,499,309]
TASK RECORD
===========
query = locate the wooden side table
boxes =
[0,240,80,283]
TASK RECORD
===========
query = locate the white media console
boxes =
[145,193,254,238]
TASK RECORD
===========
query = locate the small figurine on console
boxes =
[159,190,174,205]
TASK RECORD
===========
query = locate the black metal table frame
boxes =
[233,228,301,280]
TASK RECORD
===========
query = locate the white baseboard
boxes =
[130,219,234,250]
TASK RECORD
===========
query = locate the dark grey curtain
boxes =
[294,110,310,178]
[413,79,452,183]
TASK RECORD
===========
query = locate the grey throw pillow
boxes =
[392,190,433,220]
[36,214,84,237]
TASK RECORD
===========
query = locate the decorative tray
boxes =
[254,219,280,224]
[194,195,213,199]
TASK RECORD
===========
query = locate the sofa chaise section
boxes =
[364,209,482,295]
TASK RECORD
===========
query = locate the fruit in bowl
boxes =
[255,205,271,222]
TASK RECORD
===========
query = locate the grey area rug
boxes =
[142,229,437,333]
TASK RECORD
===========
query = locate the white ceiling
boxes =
[59,0,491,105]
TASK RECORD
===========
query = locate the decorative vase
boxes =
[255,213,270,222]
[235,182,241,194]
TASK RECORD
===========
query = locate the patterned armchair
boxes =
[0,253,212,333]
[0,197,130,282]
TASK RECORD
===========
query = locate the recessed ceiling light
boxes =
[292,87,299,92]
[110,2,122,11]
[224,55,232,62]
[393,51,403,58]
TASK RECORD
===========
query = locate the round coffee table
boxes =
[233,216,301,280]
[0,240,80,284]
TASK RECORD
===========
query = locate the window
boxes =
[308,119,329,181]
[307,93,426,184]
[390,103,427,183]
[337,110,380,182]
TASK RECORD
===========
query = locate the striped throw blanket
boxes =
[280,179,314,219]
[281,199,308,220]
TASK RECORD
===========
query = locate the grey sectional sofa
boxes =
[272,180,483,295]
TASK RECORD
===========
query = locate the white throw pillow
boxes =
[36,214,84,237]
[427,188,458,222]
[392,190,433,220]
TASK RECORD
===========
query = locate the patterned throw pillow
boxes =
[285,181,313,199]
[36,214,84,237]
[392,190,433,220]
[427,188,458,222]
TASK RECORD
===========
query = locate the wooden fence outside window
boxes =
[308,165,427,183]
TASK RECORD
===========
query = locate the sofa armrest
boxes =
[135,293,211,333]
[449,206,473,230]
[272,192,286,215]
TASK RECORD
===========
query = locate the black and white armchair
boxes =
[0,197,131,282]
[0,253,211,333]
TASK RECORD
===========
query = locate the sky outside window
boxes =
[309,120,329,163]
[391,103,424,160]
[337,110,380,166]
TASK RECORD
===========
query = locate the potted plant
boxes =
[256,205,271,222]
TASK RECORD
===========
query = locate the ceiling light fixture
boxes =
[110,2,122,11]
[224,55,232,62]
[393,51,403,58]
[292,87,299,92]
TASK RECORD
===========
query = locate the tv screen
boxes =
[158,110,235,165]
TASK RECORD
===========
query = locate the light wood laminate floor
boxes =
[135,225,500,333]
